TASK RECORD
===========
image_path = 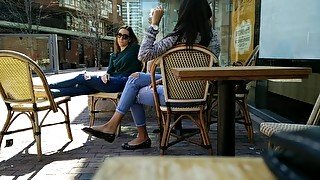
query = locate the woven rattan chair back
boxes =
[260,92,320,149]
[150,44,218,155]
[235,45,260,142]
[209,45,260,143]
[0,50,56,109]
[260,92,319,136]
[306,92,320,125]
[159,44,217,104]
[244,45,260,66]
[0,50,73,161]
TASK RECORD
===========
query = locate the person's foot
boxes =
[121,138,151,150]
[82,127,115,143]
[128,137,150,145]
[90,124,116,134]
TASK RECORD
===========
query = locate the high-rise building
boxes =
[122,0,143,41]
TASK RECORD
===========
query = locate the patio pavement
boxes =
[0,68,269,180]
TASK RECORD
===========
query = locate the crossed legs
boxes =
[87,72,163,146]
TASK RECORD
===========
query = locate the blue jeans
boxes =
[49,73,128,97]
[116,72,163,127]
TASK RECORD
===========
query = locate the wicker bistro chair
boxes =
[260,92,320,147]
[88,62,145,136]
[209,45,260,143]
[88,92,122,135]
[0,50,73,161]
[150,44,219,155]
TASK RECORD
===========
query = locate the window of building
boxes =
[74,19,79,31]
[66,15,72,30]
[101,0,109,18]
[99,22,103,34]
[108,1,112,13]
[117,4,121,16]
[75,0,81,8]
[64,0,75,6]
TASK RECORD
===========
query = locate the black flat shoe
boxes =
[82,127,115,143]
[121,138,151,150]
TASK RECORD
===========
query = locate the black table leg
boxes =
[217,81,235,156]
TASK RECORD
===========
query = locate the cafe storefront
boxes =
[218,0,320,123]
[159,0,320,123]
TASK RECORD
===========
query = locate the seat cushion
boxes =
[160,106,206,112]
[11,96,70,111]
[88,92,121,99]
[260,122,316,137]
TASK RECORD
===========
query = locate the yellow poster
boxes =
[230,0,256,64]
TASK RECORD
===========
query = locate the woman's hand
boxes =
[151,7,164,26]
[155,79,162,85]
[101,73,110,84]
[146,60,154,73]
[84,72,91,80]
[149,79,162,89]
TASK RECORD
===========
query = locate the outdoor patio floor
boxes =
[0,69,269,180]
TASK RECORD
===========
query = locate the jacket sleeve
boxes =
[138,26,178,62]
[107,53,115,74]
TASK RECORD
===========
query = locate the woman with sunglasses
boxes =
[49,25,141,98]
[83,0,220,150]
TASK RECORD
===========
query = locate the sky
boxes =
[141,0,159,28]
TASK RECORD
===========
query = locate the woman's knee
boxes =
[127,72,150,85]
[126,73,140,87]
[129,72,140,79]
[75,73,86,81]
[136,86,155,106]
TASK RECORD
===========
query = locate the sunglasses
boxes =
[116,33,130,40]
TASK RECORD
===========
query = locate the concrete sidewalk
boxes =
[0,69,269,180]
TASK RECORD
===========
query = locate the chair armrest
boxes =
[33,85,48,99]
[34,85,44,89]
[146,60,155,73]
[150,58,162,120]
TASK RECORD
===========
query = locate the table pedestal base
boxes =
[217,81,235,156]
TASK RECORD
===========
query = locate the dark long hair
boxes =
[114,25,139,55]
[168,0,213,47]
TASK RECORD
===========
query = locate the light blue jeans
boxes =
[49,73,128,97]
[116,72,164,127]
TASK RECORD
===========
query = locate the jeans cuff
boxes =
[115,109,126,115]
[135,123,146,127]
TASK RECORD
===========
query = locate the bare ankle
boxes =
[137,134,149,141]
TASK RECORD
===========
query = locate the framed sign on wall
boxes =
[230,0,256,64]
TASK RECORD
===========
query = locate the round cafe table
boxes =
[172,66,311,156]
